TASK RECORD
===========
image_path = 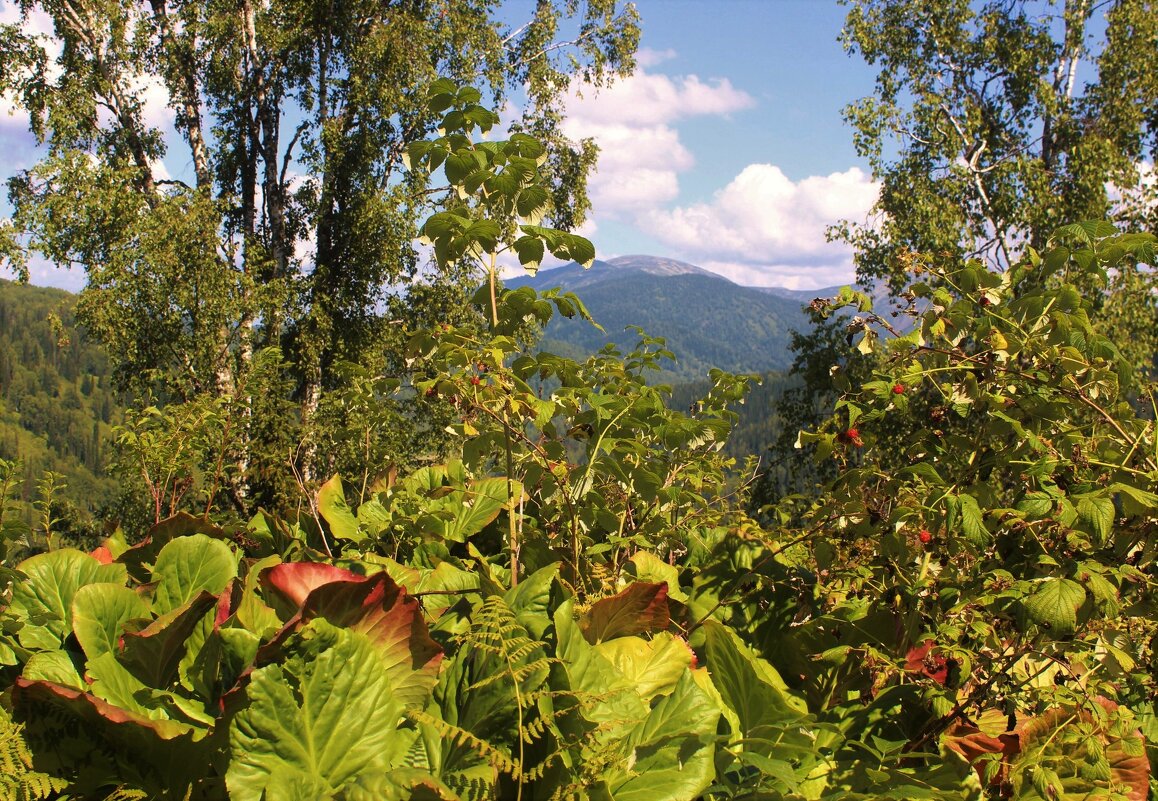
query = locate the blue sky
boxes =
[556,0,880,288]
[0,0,881,291]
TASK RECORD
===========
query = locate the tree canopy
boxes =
[835,0,1157,286]
[0,0,640,509]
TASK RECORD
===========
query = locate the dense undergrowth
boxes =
[0,84,1155,800]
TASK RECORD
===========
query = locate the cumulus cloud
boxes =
[641,164,880,288]
[561,67,754,213]
[635,47,677,68]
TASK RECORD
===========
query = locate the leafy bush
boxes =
[0,84,1154,801]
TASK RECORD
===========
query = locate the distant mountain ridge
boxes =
[506,255,841,382]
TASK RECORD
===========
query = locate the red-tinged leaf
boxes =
[215,579,241,629]
[118,512,229,583]
[1015,698,1150,801]
[904,639,950,684]
[943,719,1019,786]
[90,544,114,564]
[286,574,442,708]
[13,677,197,740]
[581,582,670,644]
[12,677,214,796]
[944,697,1150,800]
[260,562,365,609]
[118,591,218,688]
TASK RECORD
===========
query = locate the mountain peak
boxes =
[605,255,726,280]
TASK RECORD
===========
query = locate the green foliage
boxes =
[0,0,640,513]
[0,280,121,540]
[836,0,1158,291]
[1,79,1156,801]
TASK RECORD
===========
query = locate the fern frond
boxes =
[101,788,148,801]
[408,709,517,774]
[0,708,69,801]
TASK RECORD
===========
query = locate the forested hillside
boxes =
[509,256,816,381]
[0,280,120,534]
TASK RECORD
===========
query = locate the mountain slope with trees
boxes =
[508,255,827,382]
[0,280,121,538]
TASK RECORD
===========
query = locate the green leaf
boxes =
[503,562,558,638]
[1076,495,1114,545]
[71,583,149,661]
[438,478,516,542]
[318,474,361,541]
[593,633,694,701]
[958,492,989,546]
[603,673,719,801]
[22,650,84,689]
[626,552,687,602]
[1109,482,1158,516]
[554,599,648,728]
[11,549,127,650]
[150,534,237,616]
[227,630,405,800]
[515,186,550,222]
[582,582,670,644]
[513,235,546,272]
[701,620,809,752]
[1024,579,1086,635]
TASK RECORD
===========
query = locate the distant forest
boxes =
[0,279,798,539]
[0,280,121,536]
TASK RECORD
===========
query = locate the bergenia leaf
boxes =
[11,549,126,651]
[71,583,149,661]
[226,631,404,800]
[150,534,237,617]
[581,582,670,644]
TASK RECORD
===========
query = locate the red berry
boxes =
[837,427,864,447]
[424,387,437,398]
[470,376,481,386]
[918,529,932,544]
[892,383,905,394]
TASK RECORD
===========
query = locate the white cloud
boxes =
[562,67,754,214]
[641,164,880,288]
[566,71,753,128]
[635,47,677,69]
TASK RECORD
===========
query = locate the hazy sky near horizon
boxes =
[0,0,881,291]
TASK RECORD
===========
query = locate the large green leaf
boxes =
[117,512,229,583]
[11,549,127,650]
[593,633,694,701]
[1076,495,1114,545]
[503,562,559,638]
[227,630,406,800]
[701,620,809,752]
[603,673,719,801]
[22,650,84,689]
[71,583,149,661]
[438,478,517,542]
[150,534,237,616]
[554,600,648,728]
[318,474,361,541]
[1024,579,1085,635]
